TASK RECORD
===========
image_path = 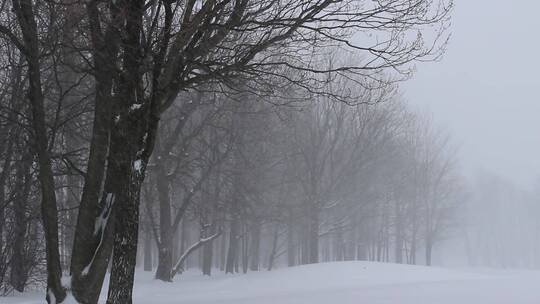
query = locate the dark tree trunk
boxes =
[201,223,215,276]
[106,137,145,303]
[241,223,249,274]
[12,0,66,301]
[202,170,220,276]
[10,154,31,292]
[0,139,13,267]
[0,66,20,267]
[201,238,214,276]
[106,177,141,303]
[180,219,188,269]
[308,205,319,264]
[249,223,261,271]
[154,158,173,282]
[144,229,153,272]
[105,74,153,304]
[267,225,280,271]
[70,2,120,302]
[225,216,239,274]
[105,0,163,300]
[219,229,226,271]
[58,1,82,269]
[155,240,173,281]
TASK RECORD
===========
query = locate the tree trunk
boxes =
[70,1,119,300]
[105,0,161,301]
[144,229,153,272]
[225,218,239,274]
[180,219,188,270]
[426,237,433,266]
[201,222,215,276]
[267,225,280,271]
[410,233,417,265]
[13,0,66,300]
[105,85,153,303]
[301,223,310,265]
[241,223,249,274]
[287,216,295,267]
[201,237,214,276]
[59,1,82,269]
[106,143,144,303]
[0,138,13,272]
[308,204,319,264]
[249,222,261,271]
[219,229,226,271]
[10,154,31,292]
[154,159,173,282]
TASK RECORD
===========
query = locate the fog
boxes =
[406,0,540,188]
[400,0,540,268]
[2,0,540,303]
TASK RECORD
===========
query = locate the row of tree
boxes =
[138,88,464,280]
[0,0,453,303]
[0,81,464,292]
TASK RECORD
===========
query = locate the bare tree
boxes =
[0,0,452,302]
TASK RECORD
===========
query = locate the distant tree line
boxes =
[137,84,465,280]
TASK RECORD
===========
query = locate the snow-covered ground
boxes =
[4,261,540,303]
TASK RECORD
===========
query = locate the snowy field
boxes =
[4,261,540,304]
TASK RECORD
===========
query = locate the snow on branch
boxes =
[171,230,222,278]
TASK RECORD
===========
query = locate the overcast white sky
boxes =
[404,0,540,189]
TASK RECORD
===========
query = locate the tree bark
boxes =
[105,0,161,301]
[10,153,31,292]
[69,2,120,302]
[219,228,226,271]
[201,237,214,276]
[144,229,153,272]
[0,138,13,267]
[267,225,280,271]
[308,204,319,264]
[154,157,173,281]
[105,75,150,304]
[249,222,261,271]
[12,0,66,301]
[241,222,249,274]
[201,223,215,276]
[225,214,239,274]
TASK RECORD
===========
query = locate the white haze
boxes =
[402,0,540,269]
[405,0,540,189]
